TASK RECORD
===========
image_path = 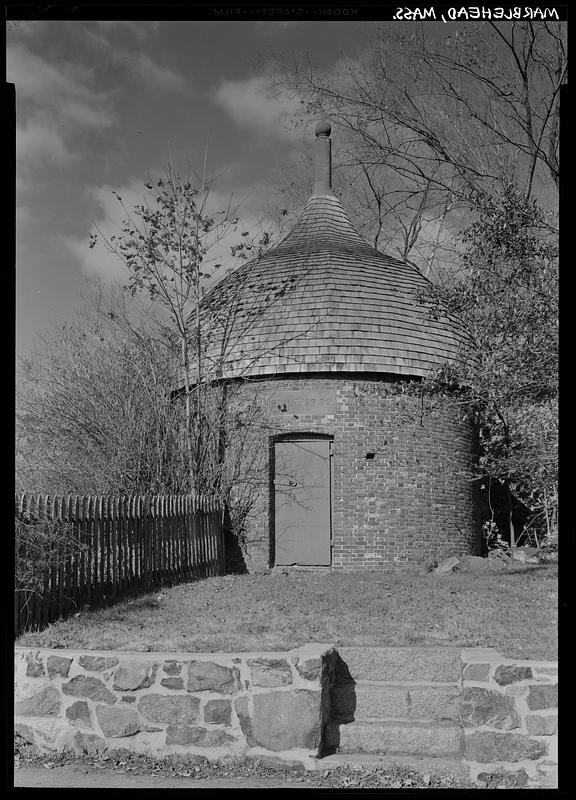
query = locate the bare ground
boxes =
[16,563,557,660]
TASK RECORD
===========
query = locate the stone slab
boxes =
[337,647,461,682]
[337,721,463,757]
[339,684,461,722]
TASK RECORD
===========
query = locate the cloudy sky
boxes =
[9,19,382,352]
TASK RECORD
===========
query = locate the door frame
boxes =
[269,432,334,568]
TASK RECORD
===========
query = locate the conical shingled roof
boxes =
[200,127,467,382]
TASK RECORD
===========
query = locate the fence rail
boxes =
[15,493,225,636]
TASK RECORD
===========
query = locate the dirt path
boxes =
[13,764,313,789]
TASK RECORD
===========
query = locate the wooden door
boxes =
[273,438,331,566]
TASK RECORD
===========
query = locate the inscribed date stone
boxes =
[62,675,117,705]
[138,693,200,724]
[249,659,293,687]
[187,662,239,694]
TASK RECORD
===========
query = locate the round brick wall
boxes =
[224,375,481,572]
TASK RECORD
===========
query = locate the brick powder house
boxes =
[197,121,481,572]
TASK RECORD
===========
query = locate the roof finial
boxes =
[313,118,333,196]
[315,119,331,138]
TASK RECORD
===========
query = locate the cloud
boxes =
[17,122,76,166]
[212,75,302,143]
[8,43,115,169]
[7,44,88,100]
[65,179,280,285]
[61,232,126,284]
[63,180,161,283]
[93,21,160,40]
[134,53,187,92]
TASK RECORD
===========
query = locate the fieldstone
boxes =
[96,704,141,737]
[47,655,73,678]
[122,695,136,703]
[62,675,117,705]
[462,687,520,730]
[204,699,232,725]
[528,684,558,710]
[15,683,61,717]
[434,556,460,573]
[138,693,200,724]
[187,662,239,694]
[65,700,92,728]
[464,732,547,762]
[25,652,45,677]
[78,656,119,672]
[58,730,107,755]
[477,769,529,788]
[161,677,184,690]
[462,663,491,682]
[456,555,490,572]
[165,725,236,747]
[163,660,181,676]
[235,690,321,751]
[296,656,323,681]
[14,721,36,744]
[249,658,293,688]
[113,661,157,691]
[24,719,70,751]
[494,665,533,685]
[526,714,557,735]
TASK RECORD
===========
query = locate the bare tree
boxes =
[268,21,565,276]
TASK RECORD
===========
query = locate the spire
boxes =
[313,119,334,196]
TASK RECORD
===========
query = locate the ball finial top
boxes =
[315,119,331,138]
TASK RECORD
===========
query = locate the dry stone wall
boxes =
[14,645,337,767]
[461,648,558,788]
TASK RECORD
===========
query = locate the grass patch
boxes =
[16,565,557,660]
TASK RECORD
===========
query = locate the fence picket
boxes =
[14,492,223,636]
[111,497,118,599]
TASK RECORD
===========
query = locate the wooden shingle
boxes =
[199,191,471,381]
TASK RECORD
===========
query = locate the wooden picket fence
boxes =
[15,493,225,636]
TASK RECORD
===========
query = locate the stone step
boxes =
[317,752,472,782]
[336,647,462,683]
[335,720,463,757]
[331,682,461,723]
